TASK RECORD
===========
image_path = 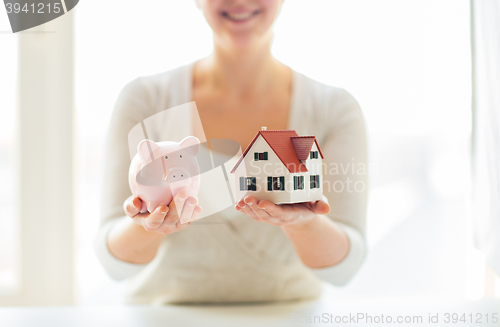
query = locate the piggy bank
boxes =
[128,136,201,214]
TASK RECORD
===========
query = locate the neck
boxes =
[197,33,286,95]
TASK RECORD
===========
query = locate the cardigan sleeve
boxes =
[93,77,155,280]
[307,86,369,285]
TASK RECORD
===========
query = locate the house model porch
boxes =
[230,127,324,204]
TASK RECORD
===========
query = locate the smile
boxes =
[221,9,261,22]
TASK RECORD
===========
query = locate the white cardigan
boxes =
[94,62,368,304]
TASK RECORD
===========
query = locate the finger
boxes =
[313,199,330,215]
[156,205,196,234]
[124,196,142,217]
[234,203,245,213]
[235,198,248,211]
[162,193,186,226]
[241,196,263,221]
[170,191,189,217]
[162,191,189,225]
[181,205,202,225]
[188,205,203,223]
[243,195,259,205]
[130,209,151,226]
[143,205,169,231]
[245,198,273,220]
[256,200,283,218]
[179,197,197,224]
[175,205,199,228]
[192,205,203,221]
[235,197,260,220]
[163,207,180,225]
[236,198,247,209]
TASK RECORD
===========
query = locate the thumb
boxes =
[313,197,330,215]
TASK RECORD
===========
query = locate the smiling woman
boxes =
[199,0,281,47]
[90,0,367,304]
[74,0,476,306]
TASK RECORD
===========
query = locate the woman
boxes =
[95,0,368,304]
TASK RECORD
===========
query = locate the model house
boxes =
[230,127,324,204]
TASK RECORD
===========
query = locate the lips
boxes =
[221,9,261,22]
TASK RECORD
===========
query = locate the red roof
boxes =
[230,130,324,173]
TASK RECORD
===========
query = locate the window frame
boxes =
[254,151,269,161]
[294,175,304,190]
[310,174,320,189]
[310,151,319,159]
[240,177,256,191]
[268,176,285,191]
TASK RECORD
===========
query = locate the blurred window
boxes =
[0,16,19,293]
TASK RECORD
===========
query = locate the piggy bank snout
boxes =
[166,168,191,182]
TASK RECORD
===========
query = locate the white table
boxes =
[1,298,499,326]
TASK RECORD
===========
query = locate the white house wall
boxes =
[305,143,322,175]
[307,142,324,202]
[289,142,323,203]
[233,135,292,204]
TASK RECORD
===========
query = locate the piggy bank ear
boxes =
[180,136,200,155]
[137,139,160,163]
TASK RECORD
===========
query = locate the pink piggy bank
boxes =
[128,136,201,214]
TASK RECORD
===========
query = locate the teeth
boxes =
[227,12,253,21]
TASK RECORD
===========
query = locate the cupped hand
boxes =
[234,195,330,227]
[123,191,202,234]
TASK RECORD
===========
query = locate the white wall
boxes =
[233,135,292,204]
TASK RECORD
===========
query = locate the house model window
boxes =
[310,151,319,159]
[310,175,320,189]
[268,176,285,191]
[239,177,256,191]
[293,176,305,190]
[254,152,268,161]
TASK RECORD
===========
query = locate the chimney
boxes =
[261,126,267,131]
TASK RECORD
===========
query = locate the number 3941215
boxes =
[5,2,62,14]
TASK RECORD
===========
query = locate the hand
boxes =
[123,191,202,235]
[234,195,330,228]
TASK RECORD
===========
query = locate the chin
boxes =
[222,32,268,50]
[215,23,274,51]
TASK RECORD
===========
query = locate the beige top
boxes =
[94,62,368,304]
